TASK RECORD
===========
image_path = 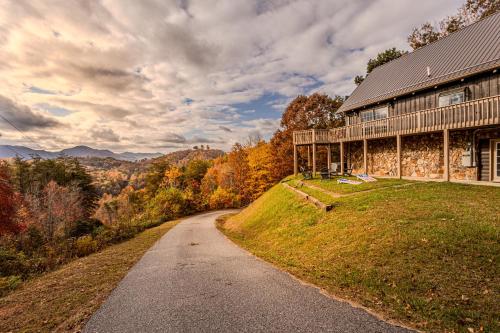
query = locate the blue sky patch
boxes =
[28,86,57,95]
[36,103,72,116]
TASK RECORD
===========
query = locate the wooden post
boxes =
[363,139,368,174]
[340,142,345,175]
[312,143,317,176]
[327,144,331,171]
[443,129,450,181]
[307,146,311,168]
[396,135,402,179]
[293,144,298,176]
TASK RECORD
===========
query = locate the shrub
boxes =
[0,247,28,277]
[209,187,239,209]
[146,187,186,222]
[0,275,22,297]
[68,218,103,238]
[75,235,98,257]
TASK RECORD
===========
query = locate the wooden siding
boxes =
[346,71,500,124]
[478,139,490,181]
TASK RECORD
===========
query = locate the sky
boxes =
[0,0,463,153]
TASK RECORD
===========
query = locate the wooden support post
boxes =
[327,144,331,171]
[363,139,368,174]
[396,135,402,179]
[312,143,317,176]
[443,129,450,181]
[340,142,345,175]
[293,144,298,176]
[307,146,311,168]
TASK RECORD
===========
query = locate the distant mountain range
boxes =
[0,145,163,161]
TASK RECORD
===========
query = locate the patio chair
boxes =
[329,163,339,177]
[300,166,313,180]
[343,165,353,176]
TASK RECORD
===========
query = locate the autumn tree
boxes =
[227,143,250,201]
[163,166,183,188]
[408,0,499,49]
[34,181,84,241]
[246,141,275,200]
[0,163,22,235]
[270,93,344,180]
[11,157,98,218]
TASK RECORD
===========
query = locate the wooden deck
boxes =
[293,95,500,145]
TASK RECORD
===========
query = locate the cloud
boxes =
[219,125,232,132]
[0,95,61,131]
[0,0,462,152]
[161,132,187,144]
[90,127,120,142]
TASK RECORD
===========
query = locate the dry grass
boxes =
[220,182,500,333]
[0,220,179,333]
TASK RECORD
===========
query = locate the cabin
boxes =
[293,12,500,183]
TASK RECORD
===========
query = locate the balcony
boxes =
[293,95,500,145]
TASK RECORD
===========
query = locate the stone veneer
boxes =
[344,129,479,180]
[401,133,444,178]
[449,130,477,180]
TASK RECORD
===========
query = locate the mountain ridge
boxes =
[0,145,163,161]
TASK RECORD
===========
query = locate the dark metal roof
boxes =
[338,11,500,113]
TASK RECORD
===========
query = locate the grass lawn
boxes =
[219,182,500,333]
[0,220,179,333]
[301,175,411,194]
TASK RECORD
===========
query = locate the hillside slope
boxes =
[153,148,224,166]
[219,181,500,333]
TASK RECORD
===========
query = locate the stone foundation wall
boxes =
[401,133,443,178]
[334,129,488,180]
[347,141,363,174]
[368,139,397,176]
[449,130,477,180]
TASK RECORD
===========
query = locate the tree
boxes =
[408,0,499,50]
[354,48,407,85]
[0,162,22,235]
[366,48,407,73]
[36,181,84,241]
[407,22,442,50]
[184,159,211,185]
[246,141,274,200]
[145,159,170,196]
[163,166,183,188]
[354,75,365,86]
[11,157,98,218]
[270,93,344,180]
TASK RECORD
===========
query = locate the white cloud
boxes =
[0,0,462,152]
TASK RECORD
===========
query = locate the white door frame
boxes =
[493,139,500,182]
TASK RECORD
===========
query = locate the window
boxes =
[360,105,388,122]
[438,90,465,107]
[374,106,388,120]
[360,110,374,122]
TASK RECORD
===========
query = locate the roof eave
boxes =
[338,61,500,114]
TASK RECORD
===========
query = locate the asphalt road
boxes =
[84,210,413,333]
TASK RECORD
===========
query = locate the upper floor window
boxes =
[438,90,465,107]
[374,106,388,120]
[360,105,388,122]
[360,110,374,122]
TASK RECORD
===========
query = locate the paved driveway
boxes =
[84,210,413,333]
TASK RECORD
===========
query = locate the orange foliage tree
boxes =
[270,93,344,179]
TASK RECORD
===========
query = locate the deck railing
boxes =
[293,95,500,145]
